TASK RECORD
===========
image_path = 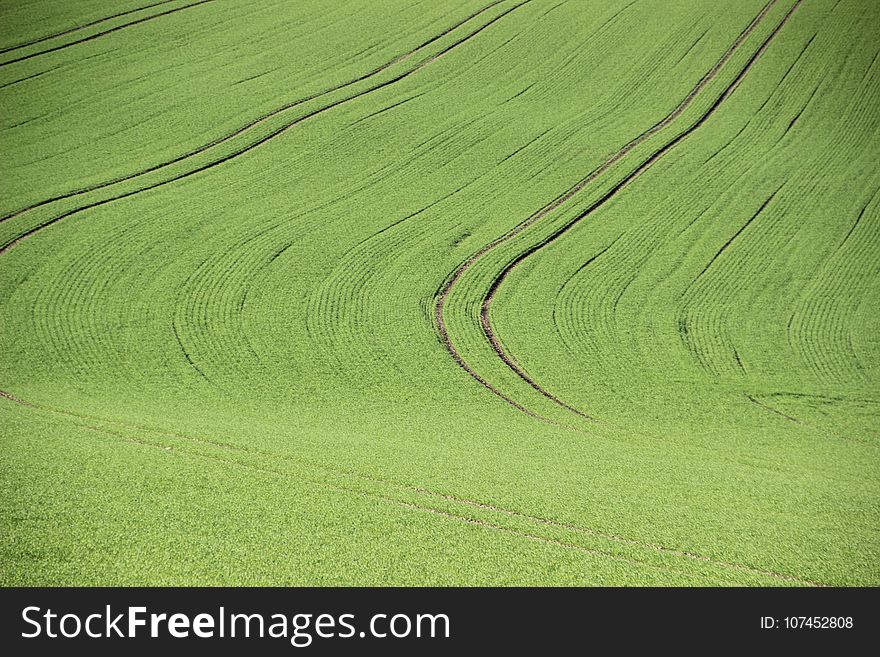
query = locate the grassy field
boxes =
[1,0,877,585]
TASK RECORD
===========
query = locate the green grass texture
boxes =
[1,0,878,585]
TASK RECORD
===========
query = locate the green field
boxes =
[1,0,878,586]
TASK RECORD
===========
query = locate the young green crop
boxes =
[1,0,877,586]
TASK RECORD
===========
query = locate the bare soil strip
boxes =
[435,0,802,421]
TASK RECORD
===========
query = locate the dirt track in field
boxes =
[435,0,803,421]
[0,387,824,585]
[0,0,218,68]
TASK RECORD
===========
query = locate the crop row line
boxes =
[0,389,823,585]
[0,0,525,251]
[0,0,217,68]
[435,0,802,421]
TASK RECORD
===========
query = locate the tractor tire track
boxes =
[0,1,532,258]
[0,0,511,226]
[0,389,824,585]
[0,0,218,68]
[0,0,178,56]
[436,0,800,421]
[0,0,578,426]
[483,0,800,418]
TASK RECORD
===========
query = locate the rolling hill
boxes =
[1,0,877,585]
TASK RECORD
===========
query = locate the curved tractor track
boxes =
[0,0,217,68]
[0,389,823,586]
[0,0,179,55]
[435,0,801,422]
[0,0,526,247]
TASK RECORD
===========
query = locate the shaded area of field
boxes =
[1,0,877,585]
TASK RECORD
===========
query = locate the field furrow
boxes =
[1,0,876,586]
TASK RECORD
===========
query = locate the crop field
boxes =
[1,0,878,586]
